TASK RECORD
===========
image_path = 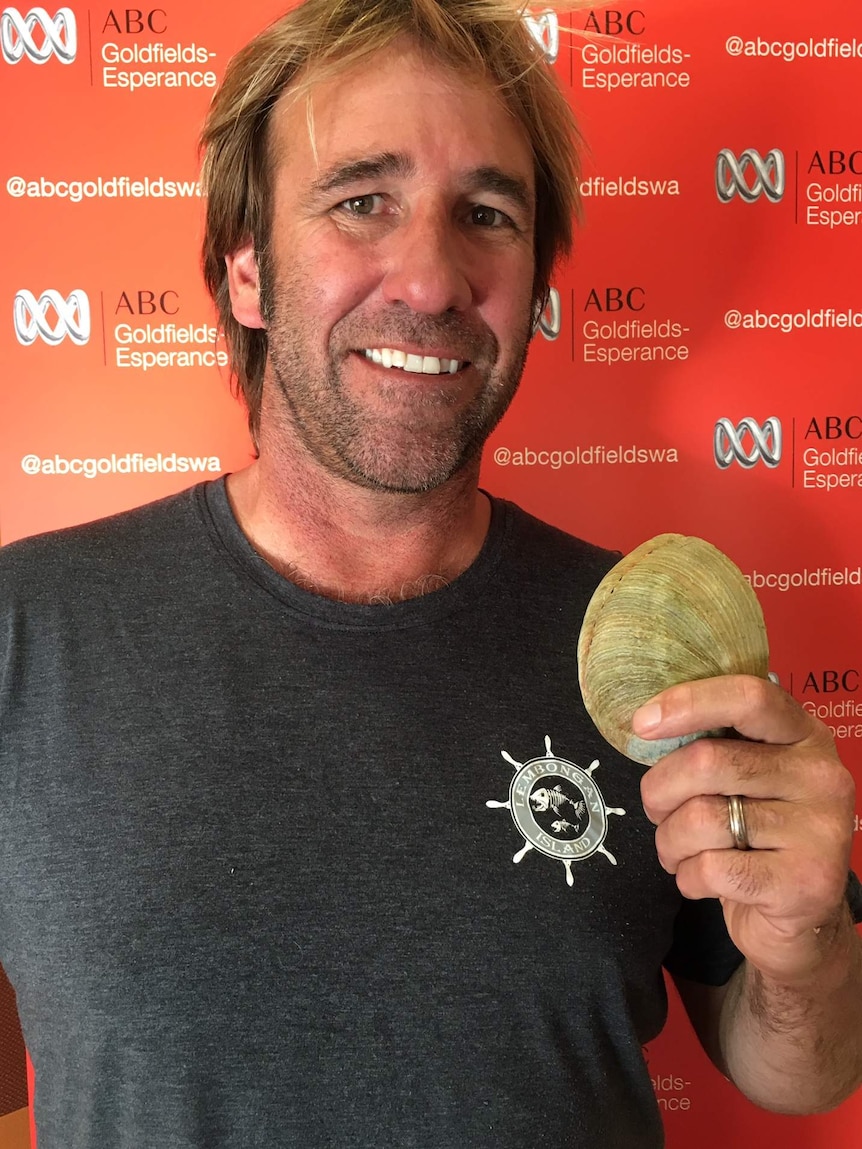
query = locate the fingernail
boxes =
[633,703,662,733]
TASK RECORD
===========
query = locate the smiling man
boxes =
[202,7,568,602]
[1,2,861,1147]
[219,41,536,591]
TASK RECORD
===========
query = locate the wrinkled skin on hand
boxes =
[635,675,856,983]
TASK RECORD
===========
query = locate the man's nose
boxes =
[380,208,473,315]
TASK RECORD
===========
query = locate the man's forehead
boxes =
[267,39,533,179]
[274,35,479,108]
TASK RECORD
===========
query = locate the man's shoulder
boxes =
[0,481,211,598]
[496,495,622,580]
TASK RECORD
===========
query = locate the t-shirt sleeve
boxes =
[846,869,862,921]
[664,871,862,987]
[662,896,744,987]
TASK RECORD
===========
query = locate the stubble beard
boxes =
[261,272,532,495]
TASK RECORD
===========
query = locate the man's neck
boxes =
[224,452,491,605]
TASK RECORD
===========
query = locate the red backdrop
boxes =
[2,1,861,1144]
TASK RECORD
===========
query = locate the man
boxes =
[1,2,860,1146]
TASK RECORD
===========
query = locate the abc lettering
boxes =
[102,9,168,34]
[802,671,860,694]
[807,150,862,176]
[584,10,646,35]
[804,416,862,440]
[583,288,646,312]
[115,291,180,316]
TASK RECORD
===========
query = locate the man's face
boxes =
[252,43,536,493]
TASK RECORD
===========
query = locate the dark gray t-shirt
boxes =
[0,481,744,1148]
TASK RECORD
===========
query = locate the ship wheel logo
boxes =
[486,736,626,887]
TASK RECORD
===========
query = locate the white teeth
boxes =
[362,348,465,375]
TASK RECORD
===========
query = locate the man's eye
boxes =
[338,194,383,216]
[469,205,510,228]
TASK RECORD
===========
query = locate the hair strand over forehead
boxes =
[200,0,587,448]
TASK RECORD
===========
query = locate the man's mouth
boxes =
[361,347,469,375]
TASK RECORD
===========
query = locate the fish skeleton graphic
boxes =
[530,785,585,819]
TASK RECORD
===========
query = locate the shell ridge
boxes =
[577,533,769,765]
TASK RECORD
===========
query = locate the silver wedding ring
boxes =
[727,794,751,851]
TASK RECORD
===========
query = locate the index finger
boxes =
[631,675,827,748]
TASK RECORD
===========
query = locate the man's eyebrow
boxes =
[466,167,534,216]
[307,151,416,198]
[305,154,534,217]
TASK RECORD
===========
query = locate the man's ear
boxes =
[225,239,266,329]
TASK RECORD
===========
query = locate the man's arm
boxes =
[673,910,862,1113]
[635,676,862,1113]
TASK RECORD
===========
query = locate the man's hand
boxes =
[634,675,856,983]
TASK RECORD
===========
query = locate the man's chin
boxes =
[337,442,480,495]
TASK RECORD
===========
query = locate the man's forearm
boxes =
[720,908,862,1114]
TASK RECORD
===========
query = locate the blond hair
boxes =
[200,1,583,445]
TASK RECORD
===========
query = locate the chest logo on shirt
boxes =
[486,735,626,887]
